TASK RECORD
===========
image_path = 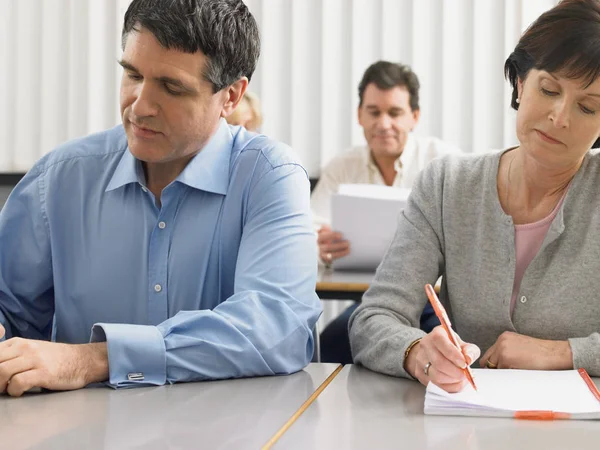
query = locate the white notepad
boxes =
[331,184,410,270]
[424,369,600,420]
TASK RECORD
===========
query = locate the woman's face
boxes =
[516,69,600,169]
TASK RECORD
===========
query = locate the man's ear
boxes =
[411,108,421,130]
[220,77,249,118]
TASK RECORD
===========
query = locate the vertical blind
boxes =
[0,0,559,175]
[0,0,133,172]
[245,0,559,176]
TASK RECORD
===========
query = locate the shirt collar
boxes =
[106,119,232,195]
[364,133,416,171]
[175,119,232,195]
[106,148,142,192]
[397,134,416,170]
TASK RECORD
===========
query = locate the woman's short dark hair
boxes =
[505,0,600,105]
[122,0,260,93]
[358,61,420,111]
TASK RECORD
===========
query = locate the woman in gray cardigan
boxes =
[349,0,600,393]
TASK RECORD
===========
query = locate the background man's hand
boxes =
[317,224,351,264]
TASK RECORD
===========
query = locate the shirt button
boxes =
[158,221,166,229]
[154,284,162,293]
[520,296,527,304]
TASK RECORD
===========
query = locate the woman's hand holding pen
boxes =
[405,326,480,393]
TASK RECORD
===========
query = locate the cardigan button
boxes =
[520,296,527,304]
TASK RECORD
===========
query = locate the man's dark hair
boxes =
[122,0,260,93]
[505,0,600,147]
[358,61,420,111]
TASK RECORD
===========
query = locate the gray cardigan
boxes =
[349,149,600,378]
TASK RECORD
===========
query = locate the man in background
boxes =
[312,61,461,363]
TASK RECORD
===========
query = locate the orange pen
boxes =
[424,284,477,391]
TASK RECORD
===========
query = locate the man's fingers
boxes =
[0,324,5,339]
[320,248,351,263]
[320,240,350,253]
[318,224,332,233]
[6,370,38,397]
[0,342,21,364]
[0,356,32,393]
[317,231,346,245]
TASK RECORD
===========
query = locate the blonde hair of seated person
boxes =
[227,91,263,132]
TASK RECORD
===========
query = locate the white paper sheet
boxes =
[331,184,410,270]
[424,369,600,418]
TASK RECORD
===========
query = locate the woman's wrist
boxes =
[403,338,421,379]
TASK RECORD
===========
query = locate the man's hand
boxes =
[0,338,109,397]
[405,326,480,393]
[481,331,573,370]
[0,323,4,340]
[317,224,350,264]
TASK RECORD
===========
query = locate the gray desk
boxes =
[276,364,600,450]
[0,363,339,450]
[316,267,375,301]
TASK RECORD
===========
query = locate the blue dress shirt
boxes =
[0,119,321,387]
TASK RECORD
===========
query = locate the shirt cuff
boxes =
[91,323,167,388]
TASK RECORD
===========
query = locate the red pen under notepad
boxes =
[424,284,477,391]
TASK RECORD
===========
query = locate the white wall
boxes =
[0,0,558,175]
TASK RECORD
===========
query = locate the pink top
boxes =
[510,191,568,316]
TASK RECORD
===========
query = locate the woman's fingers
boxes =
[435,379,467,393]
[427,347,466,381]
[416,326,482,392]
[481,342,497,368]
[462,343,481,365]
[429,327,469,368]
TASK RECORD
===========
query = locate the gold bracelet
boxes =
[404,338,422,361]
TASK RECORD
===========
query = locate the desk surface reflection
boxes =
[0,363,339,450]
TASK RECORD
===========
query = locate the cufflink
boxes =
[127,372,145,381]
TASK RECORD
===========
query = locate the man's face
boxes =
[119,27,229,165]
[358,83,420,160]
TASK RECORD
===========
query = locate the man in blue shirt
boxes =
[0,0,321,396]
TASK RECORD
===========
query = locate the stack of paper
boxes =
[331,184,410,270]
[425,369,600,420]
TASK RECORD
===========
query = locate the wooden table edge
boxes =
[316,282,370,292]
[261,364,344,450]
